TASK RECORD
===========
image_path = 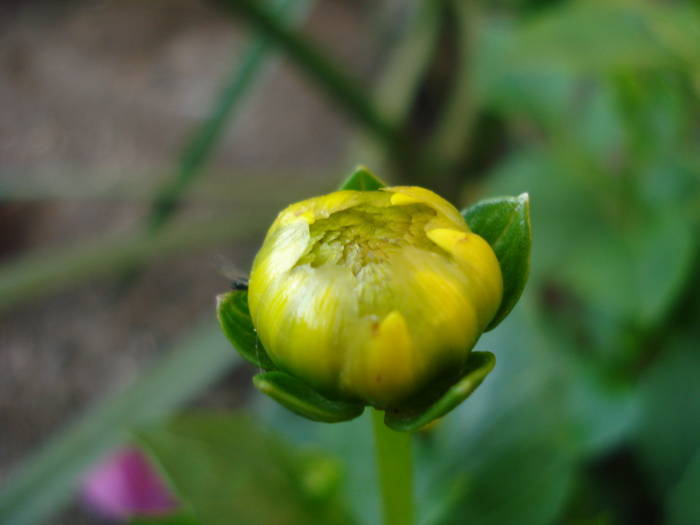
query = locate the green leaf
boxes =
[667,450,700,525]
[0,320,238,525]
[253,371,365,423]
[493,2,692,74]
[384,351,496,432]
[634,336,700,492]
[424,306,578,525]
[338,165,386,191]
[216,290,275,370]
[441,430,574,525]
[136,413,355,525]
[462,194,532,330]
[255,408,380,525]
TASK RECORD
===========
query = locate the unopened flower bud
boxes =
[248,186,502,408]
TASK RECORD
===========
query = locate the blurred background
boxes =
[1,0,699,524]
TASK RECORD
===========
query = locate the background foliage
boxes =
[1,0,699,524]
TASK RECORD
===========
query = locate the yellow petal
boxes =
[276,190,390,229]
[341,310,416,407]
[426,228,502,329]
[384,186,467,231]
[252,264,354,394]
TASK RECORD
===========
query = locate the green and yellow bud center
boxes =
[248,188,503,408]
[296,204,439,274]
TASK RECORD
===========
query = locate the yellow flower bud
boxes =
[248,186,502,408]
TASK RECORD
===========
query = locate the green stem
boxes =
[224,0,402,153]
[372,410,415,525]
[0,209,271,313]
[147,0,315,233]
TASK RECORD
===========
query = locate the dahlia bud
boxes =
[217,167,530,431]
[247,186,502,408]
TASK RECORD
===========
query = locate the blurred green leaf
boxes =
[634,336,700,493]
[630,210,695,328]
[611,71,686,166]
[441,433,574,525]
[338,165,387,192]
[561,206,695,332]
[462,194,532,330]
[137,413,355,525]
[495,2,699,74]
[482,144,697,345]
[667,450,700,525]
[0,321,238,525]
[385,352,495,432]
[475,149,592,279]
[562,358,639,458]
[254,407,380,525]
[130,513,201,525]
[475,2,700,143]
[253,371,365,423]
[419,302,581,525]
[217,290,275,369]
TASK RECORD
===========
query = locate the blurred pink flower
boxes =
[81,447,177,521]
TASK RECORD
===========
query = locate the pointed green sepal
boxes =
[462,193,531,330]
[384,351,496,432]
[253,371,365,423]
[338,165,386,191]
[216,290,276,370]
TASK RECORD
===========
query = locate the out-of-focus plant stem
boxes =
[147,0,314,233]
[431,0,477,161]
[223,0,404,157]
[424,0,478,196]
[0,210,271,313]
[350,0,442,177]
[372,410,415,525]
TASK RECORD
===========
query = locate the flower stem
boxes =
[372,410,415,525]
[147,0,315,233]
[222,0,402,154]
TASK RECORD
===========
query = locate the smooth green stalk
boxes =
[223,0,402,153]
[147,0,314,233]
[0,209,271,312]
[372,410,415,525]
[349,0,442,175]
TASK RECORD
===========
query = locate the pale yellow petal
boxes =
[341,310,416,407]
[426,228,502,329]
[384,186,467,231]
[252,264,355,394]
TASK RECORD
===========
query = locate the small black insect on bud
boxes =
[231,278,249,291]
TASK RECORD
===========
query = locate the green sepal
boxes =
[253,371,365,423]
[384,351,496,432]
[338,165,386,191]
[462,193,532,330]
[216,290,275,370]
